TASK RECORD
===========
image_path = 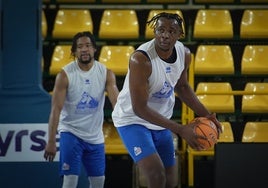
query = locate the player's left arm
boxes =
[174,47,222,133]
[174,47,210,116]
[105,69,119,109]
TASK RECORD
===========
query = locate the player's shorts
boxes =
[59,132,105,176]
[116,124,176,167]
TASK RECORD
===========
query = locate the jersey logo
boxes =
[151,81,173,102]
[62,163,70,171]
[166,66,171,73]
[75,91,99,114]
[85,79,90,84]
[134,146,142,156]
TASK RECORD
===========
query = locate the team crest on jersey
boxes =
[151,81,173,102]
[75,91,99,114]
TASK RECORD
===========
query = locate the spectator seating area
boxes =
[41,0,268,187]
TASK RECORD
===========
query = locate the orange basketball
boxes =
[192,117,218,150]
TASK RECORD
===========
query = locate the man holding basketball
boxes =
[44,31,119,188]
[112,12,222,188]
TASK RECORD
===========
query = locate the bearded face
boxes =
[75,36,96,65]
[77,53,93,65]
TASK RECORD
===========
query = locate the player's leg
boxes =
[154,129,177,188]
[60,132,83,188]
[88,176,105,188]
[82,143,105,188]
[165,165,177,188]
[137,153,166,188]
[62,175,79,188]
[117,124,166,188]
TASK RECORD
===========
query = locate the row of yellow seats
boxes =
[43,0,268,3]
[42,9,268,40]
[195,82,268,114]
[43,0,187,3]
[48,45,135,76]
[42,9,184,40]
[47,44,268,77]
[194,44,268,75]
[188,121,268,187]
[193,9,268,39]
[193,0,268,3]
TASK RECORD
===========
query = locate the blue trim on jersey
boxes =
[59,132,105,176]
[116,124,175,167]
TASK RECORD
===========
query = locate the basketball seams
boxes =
[199,123,218,136]
[195,125,212,148]
[199,124,218,144]
[193,117,218,149]
[198,119,218,137]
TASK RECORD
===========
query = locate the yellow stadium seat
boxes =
[188,122,234,187]
[99,9,139,39]
[196,82,235,113]
[194,0,234,2]
[102,0,140,2]
[242,83,268,113]
[103,123,128,154]
[240,0,268,3]
[193,9,233,38]
[98,45,135,76]
[52,9,93,39]
[147,0,186,2]
[194,45,234,75]
[241,45,268,75]
[49,45,73,76]
[240,9,268,38]
[42,10,47,39]
[242,122,268,142]
[145,10,185,39]
[56,0,96,2]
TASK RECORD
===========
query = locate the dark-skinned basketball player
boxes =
[112,12,222,188]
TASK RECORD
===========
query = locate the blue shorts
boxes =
[59,132,105,176]
[116,124,176,167]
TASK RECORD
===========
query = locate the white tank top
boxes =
[58,61,107,144]
[112,39,185,130]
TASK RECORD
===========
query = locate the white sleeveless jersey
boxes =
[58,61,107,144]
[112,39,185,130]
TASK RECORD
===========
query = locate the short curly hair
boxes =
[147,12,185,38]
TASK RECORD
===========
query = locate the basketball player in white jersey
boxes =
[44,31,119,188]
[112,13,222,188]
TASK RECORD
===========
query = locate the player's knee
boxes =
[148,169,166,185]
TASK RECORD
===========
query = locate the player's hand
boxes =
[44,142,57,162]
[179,121,207,150]
[206,113,222,138]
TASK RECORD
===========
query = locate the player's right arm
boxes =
[44,70,68,162]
